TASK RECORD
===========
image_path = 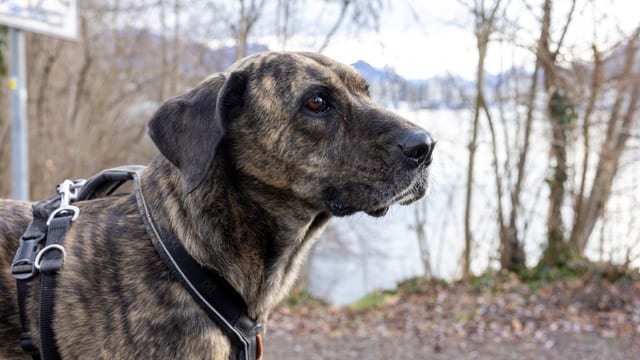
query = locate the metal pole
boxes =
[8,27,29,200]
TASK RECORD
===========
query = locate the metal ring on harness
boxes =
[34,244,67,271]
[46,205,80,225]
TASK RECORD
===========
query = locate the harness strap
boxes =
[11,184,79,360]
[11,165,263,360]
[16,281,40,359]
[37,215,73,360]
[12,195,61,360]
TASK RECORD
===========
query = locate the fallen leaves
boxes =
[268,271,640,356]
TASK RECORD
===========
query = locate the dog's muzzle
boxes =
[322,128,435,218]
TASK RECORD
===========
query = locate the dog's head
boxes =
[148,52,434,217]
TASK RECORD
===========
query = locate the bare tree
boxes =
[275,0,294,49]
[462,0,504,277]
[24,1,190,198]
[536,0,577,267]
[413,199,432,277]
[169,0,182,96]
[233,0,267,60]
[500,34,543,273]
[531,1,639,268]
[569,28,640,254]
[569,44,602,253]
[317,0,352,53]
[456,0,638,273]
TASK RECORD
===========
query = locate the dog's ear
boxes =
[148,71,248,193]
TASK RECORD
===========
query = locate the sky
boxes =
[255,0,640,80]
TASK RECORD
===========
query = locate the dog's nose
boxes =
[398,130,435,167]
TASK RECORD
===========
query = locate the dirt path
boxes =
[265,330,638,359]
[263,274,640,359]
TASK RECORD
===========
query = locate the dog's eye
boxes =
[304,95,328,113]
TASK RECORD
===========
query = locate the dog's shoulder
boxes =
[0,199,32,255]
[0,198,31,221]
[69,192,147,249]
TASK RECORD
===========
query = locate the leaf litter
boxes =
[265,270,640,359]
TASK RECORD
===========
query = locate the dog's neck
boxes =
[141,156,331,320]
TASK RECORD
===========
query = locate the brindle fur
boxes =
[0,52,433,359]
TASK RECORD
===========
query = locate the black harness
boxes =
[10,166,263,360]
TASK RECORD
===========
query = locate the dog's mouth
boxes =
[323,173,429,218]
[366,207,389,217]
[393,176,429,206]
[324,198,389,217]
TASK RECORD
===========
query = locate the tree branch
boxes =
[317,0,351,53]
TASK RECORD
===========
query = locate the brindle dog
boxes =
[0,52,434,359]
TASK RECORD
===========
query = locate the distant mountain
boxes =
[350,60,474,109]
[351,60,405,83]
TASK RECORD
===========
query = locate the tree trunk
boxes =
[569,28,640,253]
[568,45,602,252]
[504,62,541,271]
[541,89,572,267]
[537,0,575,267]
[234,18,249,61]
[234,0,265,61]
[414,201,431,277]
[464,0,511,275]
[463,80,480,277]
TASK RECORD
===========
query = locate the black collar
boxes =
[102,166,264,360]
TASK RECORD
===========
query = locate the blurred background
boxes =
[1,1,639,357]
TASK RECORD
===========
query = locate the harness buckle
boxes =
[57,179,86,206]
[11,235,45,280]
[46,179,85,225]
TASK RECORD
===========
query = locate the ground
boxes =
[264,270,640,359]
